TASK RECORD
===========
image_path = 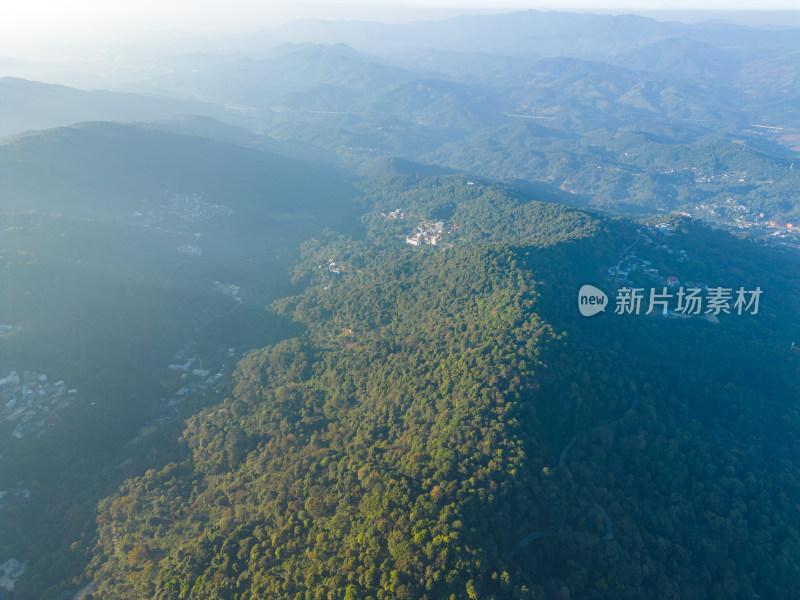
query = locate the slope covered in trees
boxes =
[0,122,361,600]
[82,175,800,599]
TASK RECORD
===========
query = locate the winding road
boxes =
[558,434,579,467]
[509,530,561,560]
[510,388,639,558]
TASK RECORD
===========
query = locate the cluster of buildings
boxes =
[137,378,221,438]
[138,350,226,439]
[695,198,766,229]
[602,223,768,320]
[691,198,800,249]
[607,227,706,291]
[382,208,407,220]
[649,222,676,235]
[214,281,241,300]
[177,244,202,257]
[0,558,26,592]
[379,208,454,247]
[762,220,800,249]
[0,489,31,506]
[164,371,223,406]
[129,193,235,258]
[690,167,752,185]
[0,370,76,441]
[318,258,345,274]
[131,192,234,231]
[167,350,208,377]
[167,349,227,387]
[406,220,451,246]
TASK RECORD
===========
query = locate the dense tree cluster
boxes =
[79,176,800,599]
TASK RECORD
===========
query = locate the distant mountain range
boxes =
[0,120,353,219]
[0,77,233,138]
[2,10,798,230]
[265,10,800,58]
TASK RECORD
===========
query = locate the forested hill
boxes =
[84,174,800,599]
[0,121,347,218]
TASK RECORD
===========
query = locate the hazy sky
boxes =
[2,0,799,45]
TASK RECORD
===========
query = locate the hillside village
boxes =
[130,192,235,259]
[214,281,241,301]
[606,222,721,320]
[0,352,229,595]
[379,208,457,247]
[607,222,695,285]
[165,348,224,396]
[0,557,26,592]
[0,370,77,441]
[130,193,234,232]
[405,219,454,246]
[134,348,229,440]
[318,258,346,274]
[689,196,800,250]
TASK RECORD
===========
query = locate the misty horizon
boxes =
[2,5,800,53]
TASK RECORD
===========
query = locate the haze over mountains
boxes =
[1,8,800,600]
[2,10,799,229]
[0,77,227,139]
